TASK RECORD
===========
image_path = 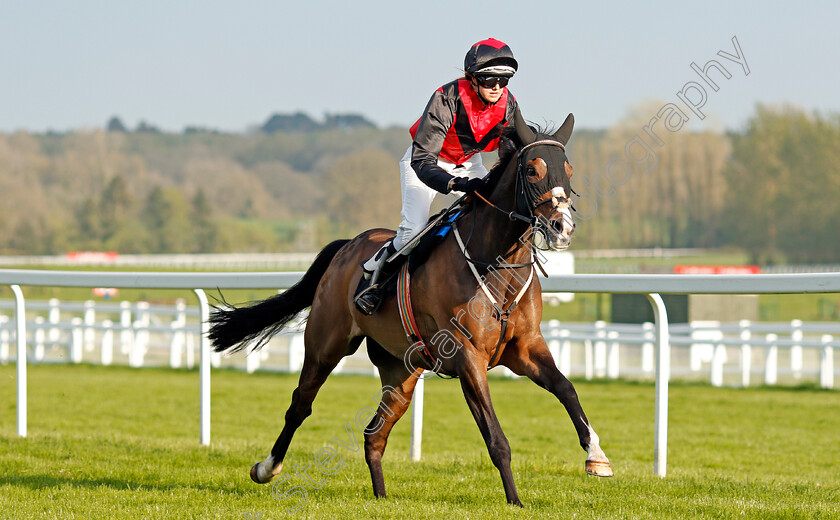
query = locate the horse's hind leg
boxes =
[363,339,421,499]
[250,331,361,484]
[501,336,613,477]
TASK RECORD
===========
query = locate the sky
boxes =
[2,1,838,134]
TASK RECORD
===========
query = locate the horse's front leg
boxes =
[500,334,613,477]
[458,356,523,507]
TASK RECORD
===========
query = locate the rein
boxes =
[461,195,534,270]
[473,191,533,225]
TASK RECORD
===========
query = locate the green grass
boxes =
[1,364,838,519]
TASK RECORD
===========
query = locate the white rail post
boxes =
[288,333,305,372]
[410,376,425,461]
[84,300,96,352]
[646,293,669,478]
[689,321,702,372]
[739,320,752,387]
[690,321,719,373]
[12,285,27,438]
[119,301,132,355]
[547,319,560,364]
[710,342,726,387]
[101,320,114,366]
[48,297,60,346]
[765,334,778,385]
[790,319,803,380]
[642,322,655,375]
[547,336,560,366]
[70,317,84,363]
[34,317,45,362]
[169,300,187,369]
[584,338,594,380]
[607,330,620,379]
[594,320,607,378]
[175,298,186,324]
[558,328,572,376]
[170,321,184,369]
[194,289,211,446]
[132,302,150,367]
[820,335,834,389]
[186,330,195,369]
[246,344,261,374]
[0,316,9,364]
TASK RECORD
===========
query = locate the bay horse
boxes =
[208,109,612,507]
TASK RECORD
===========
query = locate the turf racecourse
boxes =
[1,364,838,519]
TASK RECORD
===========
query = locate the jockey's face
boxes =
[473,79,504,104]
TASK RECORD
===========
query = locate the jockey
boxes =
[355,38,520,315]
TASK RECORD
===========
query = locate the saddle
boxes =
[354,198,468,307]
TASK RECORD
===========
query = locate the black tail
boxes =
[208,239,351,354]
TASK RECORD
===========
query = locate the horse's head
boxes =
[510,109,576,251]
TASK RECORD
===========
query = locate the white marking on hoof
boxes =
[584,420,609,463]
[250,456,282,484]
[583,420,613,476]
[250,463,267,483]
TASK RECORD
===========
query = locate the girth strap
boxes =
[395,225,535,376]
[397,263,446,375]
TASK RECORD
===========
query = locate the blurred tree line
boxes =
[0,105,837,263]
[552,102,840,264]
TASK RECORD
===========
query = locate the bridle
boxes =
[473,139,574,249]
[457,137,576,275]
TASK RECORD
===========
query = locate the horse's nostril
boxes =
[551,218,570,235]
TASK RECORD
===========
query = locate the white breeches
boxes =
[394,145,488,251]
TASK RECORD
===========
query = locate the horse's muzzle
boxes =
[546,203,575,251]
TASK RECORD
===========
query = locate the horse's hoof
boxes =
[585,459,614,477]
[250,462,272,484]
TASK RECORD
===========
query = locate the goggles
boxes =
[474,75,509,89]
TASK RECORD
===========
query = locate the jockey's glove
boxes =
[450,176,485,194]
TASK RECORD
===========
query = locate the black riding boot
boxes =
[354,241,397,315]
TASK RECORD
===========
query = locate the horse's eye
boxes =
[527,166,536,177]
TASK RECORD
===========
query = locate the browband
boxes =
[518,139,566,155]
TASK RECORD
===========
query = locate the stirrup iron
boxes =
[355,241,396,315]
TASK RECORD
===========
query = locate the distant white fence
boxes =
[538,319,837,389]
[0,298,377,375]
[3,268,840,480]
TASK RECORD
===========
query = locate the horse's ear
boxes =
[553,113,575,145]
[513,108,535,146]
